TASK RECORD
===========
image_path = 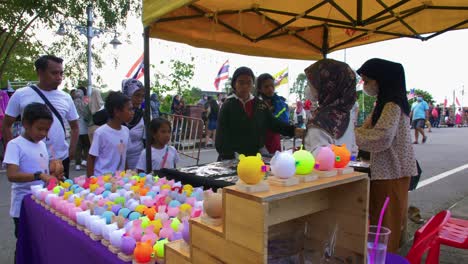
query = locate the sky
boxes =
[50,14,468,105]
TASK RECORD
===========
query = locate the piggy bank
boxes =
[270,150,296,179]
[293,146,315,175]
[203,189,222,219]
[331,144,351,168]
[134,240,153,263]
[315,146,335,171]
[237,153,266,185]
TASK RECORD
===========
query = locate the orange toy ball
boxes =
[331,144,351,168]
[134,241,153,263]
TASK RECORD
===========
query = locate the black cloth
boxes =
[357,58,411,126]
[126,108,143,130]
[13,217,19,238]
[215,96,295,160]
[62,157,70,179]
[92,108,108,126]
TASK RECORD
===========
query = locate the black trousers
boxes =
[62,157,70,179]
[13,217,19,238]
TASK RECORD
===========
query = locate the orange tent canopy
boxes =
[143,0,468,60]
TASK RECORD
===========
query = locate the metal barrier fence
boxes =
[164,114,203,166]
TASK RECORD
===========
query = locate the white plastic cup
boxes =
[367,225,391,264]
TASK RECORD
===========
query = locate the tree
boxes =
[290,73,307,101]
[0,0,140,87]
[151,59,196,114]
[224,77,232,94]
[356,90,376,125]
[408,89,434,104]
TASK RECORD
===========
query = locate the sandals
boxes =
[413,141,418,144]
[408,206,425,224]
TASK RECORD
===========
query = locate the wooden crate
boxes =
[165,172,369,264]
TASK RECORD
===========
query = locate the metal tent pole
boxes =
[144,26,152,173]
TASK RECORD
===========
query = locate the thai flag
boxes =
[214,60,229,91]
[456,97,461,107]
[407,88,416,100]
[126,54,144,80]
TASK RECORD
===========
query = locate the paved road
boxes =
[0,128,467,263]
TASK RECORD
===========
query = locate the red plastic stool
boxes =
[439,217,468,248]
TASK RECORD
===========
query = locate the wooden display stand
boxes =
[165,172,369,264]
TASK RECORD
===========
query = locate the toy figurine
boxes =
[237,153,266,184]
[203,189,222,219]
[331,144,351,168]
[270,150,296,178]
[293,146,315,175]
[315,146,335,171]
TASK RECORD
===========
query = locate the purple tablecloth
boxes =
[17,195,128,264]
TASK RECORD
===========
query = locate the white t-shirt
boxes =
[126,118,145,169]
[136,145,180,171]
[5,86,79,160]
[89,124,130,176]
[3,136,49,218]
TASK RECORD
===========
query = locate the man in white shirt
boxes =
[2,55,79,178]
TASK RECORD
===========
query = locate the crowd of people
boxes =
[1,54,465,255]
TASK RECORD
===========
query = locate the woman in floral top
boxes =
[355,58,417,253]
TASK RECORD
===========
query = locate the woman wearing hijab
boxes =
[122,79,146,169]
[355,58,417,253]
[293,101,306,129]
[303,59,358,156]
[150,93,160,119]
[73,89,91,171]
[216,67,304,160]
[87,87,104,143]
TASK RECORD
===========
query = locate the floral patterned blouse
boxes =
[355,102,417,180]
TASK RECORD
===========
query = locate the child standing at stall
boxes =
[87,92,134,177]
[136,118,180,172]
[3,103,59,238]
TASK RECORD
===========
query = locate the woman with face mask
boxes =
[355,58,418,253]
[303,59,358,156]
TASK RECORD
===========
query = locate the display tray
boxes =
[157,161,238,191]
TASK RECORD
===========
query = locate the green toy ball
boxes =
[170,218,181,232]
[53,186,62,194]
[114,196,125,206]
[293,145,315,175]
[153,238,169,258]
[140,216,150,229]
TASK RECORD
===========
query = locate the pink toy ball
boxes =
[315,146,335,171]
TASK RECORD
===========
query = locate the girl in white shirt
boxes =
[4,103,61,237]
[136,118,180,173]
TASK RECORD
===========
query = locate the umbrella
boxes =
[143,0,468,60]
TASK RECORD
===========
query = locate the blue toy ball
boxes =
[168,200,181,208]
[101,211,115,224]
[118,208,131,218]
[104,183,112,191]
[128,211,141,221]
[102,190,111,198]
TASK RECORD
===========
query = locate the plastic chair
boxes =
[415,212,468,249]
[406,210,451,264]
[439,217,468,249]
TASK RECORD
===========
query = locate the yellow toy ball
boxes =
[161,184,172,190]
[179,203,192,213]
[89,184,98,193]
[134,205,148,215]
[237,153,266,185]
[74,197,82,207]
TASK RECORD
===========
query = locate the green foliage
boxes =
[290,73,307,100]
[151,59,196,114]
[224,77,232,94]
[408,89,434,104]
[356,90,376,125]
[0,0,140,87]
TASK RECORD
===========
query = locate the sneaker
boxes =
[422,136,427,144]
[75,165,81,171]
[81,160,87,167]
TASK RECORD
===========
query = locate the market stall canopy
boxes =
[142,0,468,60]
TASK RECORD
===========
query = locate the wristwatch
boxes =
[33,171,42,181]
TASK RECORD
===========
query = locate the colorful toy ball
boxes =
[293,145,315,175]
[101,211,115,224]
[134,241,153,263]
[270,150,296,179]
[331,144,351,168]
[153,238,169,258]
[315,146,335,171]
[181,219,190,244]
[128,211,141,221]
[121,236,136,255]
[118,208,131,218]
[237,153,266,185]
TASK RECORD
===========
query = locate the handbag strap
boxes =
[160,146,170,169]
[29,85,66,134]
